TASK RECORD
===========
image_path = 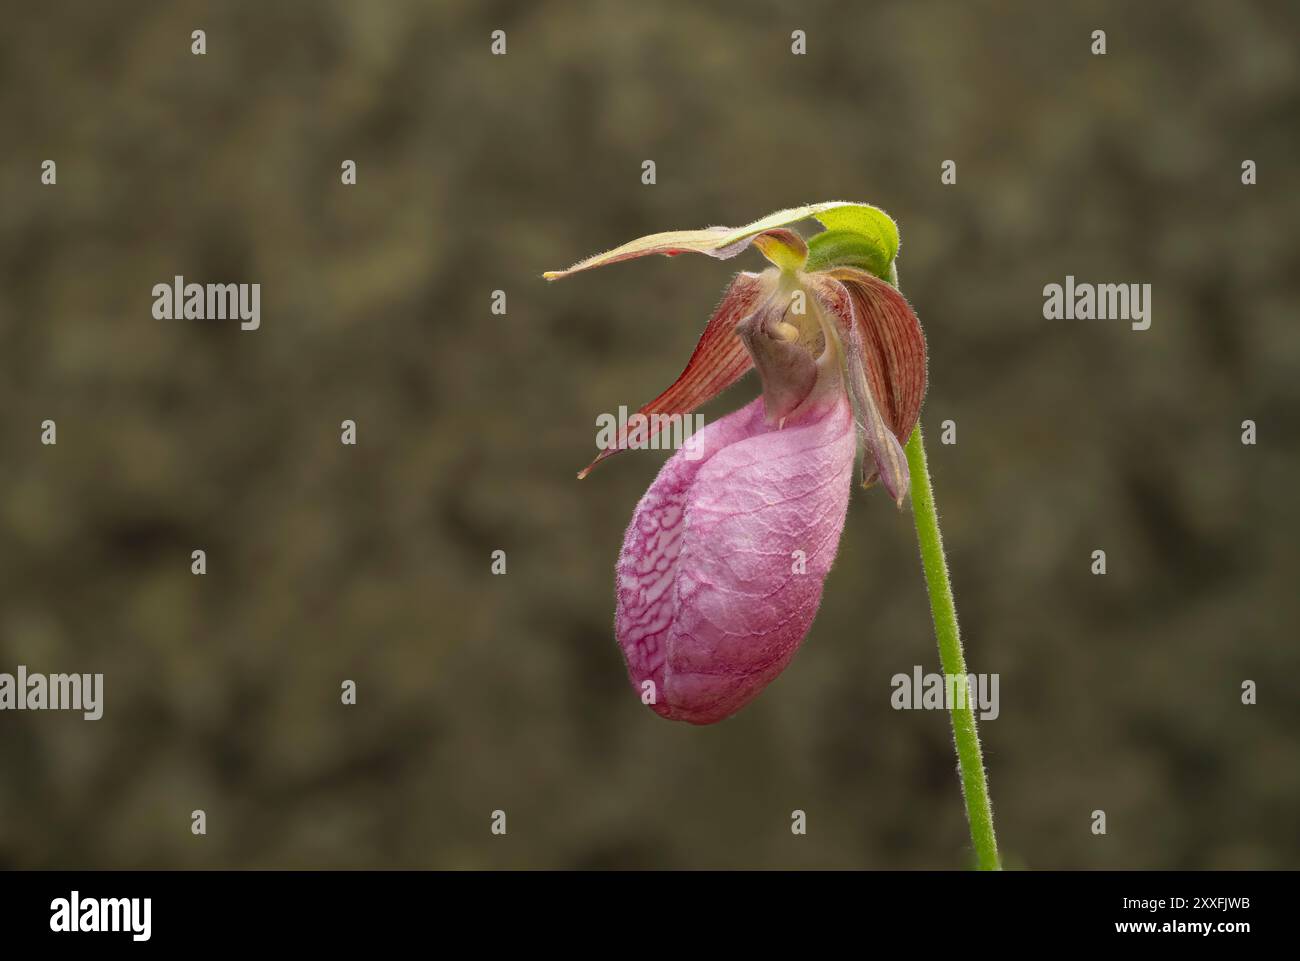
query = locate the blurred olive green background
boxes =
[1,0,1297,869]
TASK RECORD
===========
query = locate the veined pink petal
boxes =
[615,389,856,724]
[578,271,766,479]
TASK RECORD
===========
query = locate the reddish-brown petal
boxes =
[807,275,909,503]
[578,272,767,479]
[827,266,927,443]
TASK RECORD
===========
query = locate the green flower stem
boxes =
[904,424,1001,870]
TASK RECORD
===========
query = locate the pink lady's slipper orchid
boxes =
[546,203,926,724]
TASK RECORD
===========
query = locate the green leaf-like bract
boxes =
[805,205,900,280]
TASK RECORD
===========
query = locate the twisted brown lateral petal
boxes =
[806,272,926,505]
[577,272,767,478]
[828,266,927,442]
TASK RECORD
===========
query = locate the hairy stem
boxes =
[905,424,1001,870]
